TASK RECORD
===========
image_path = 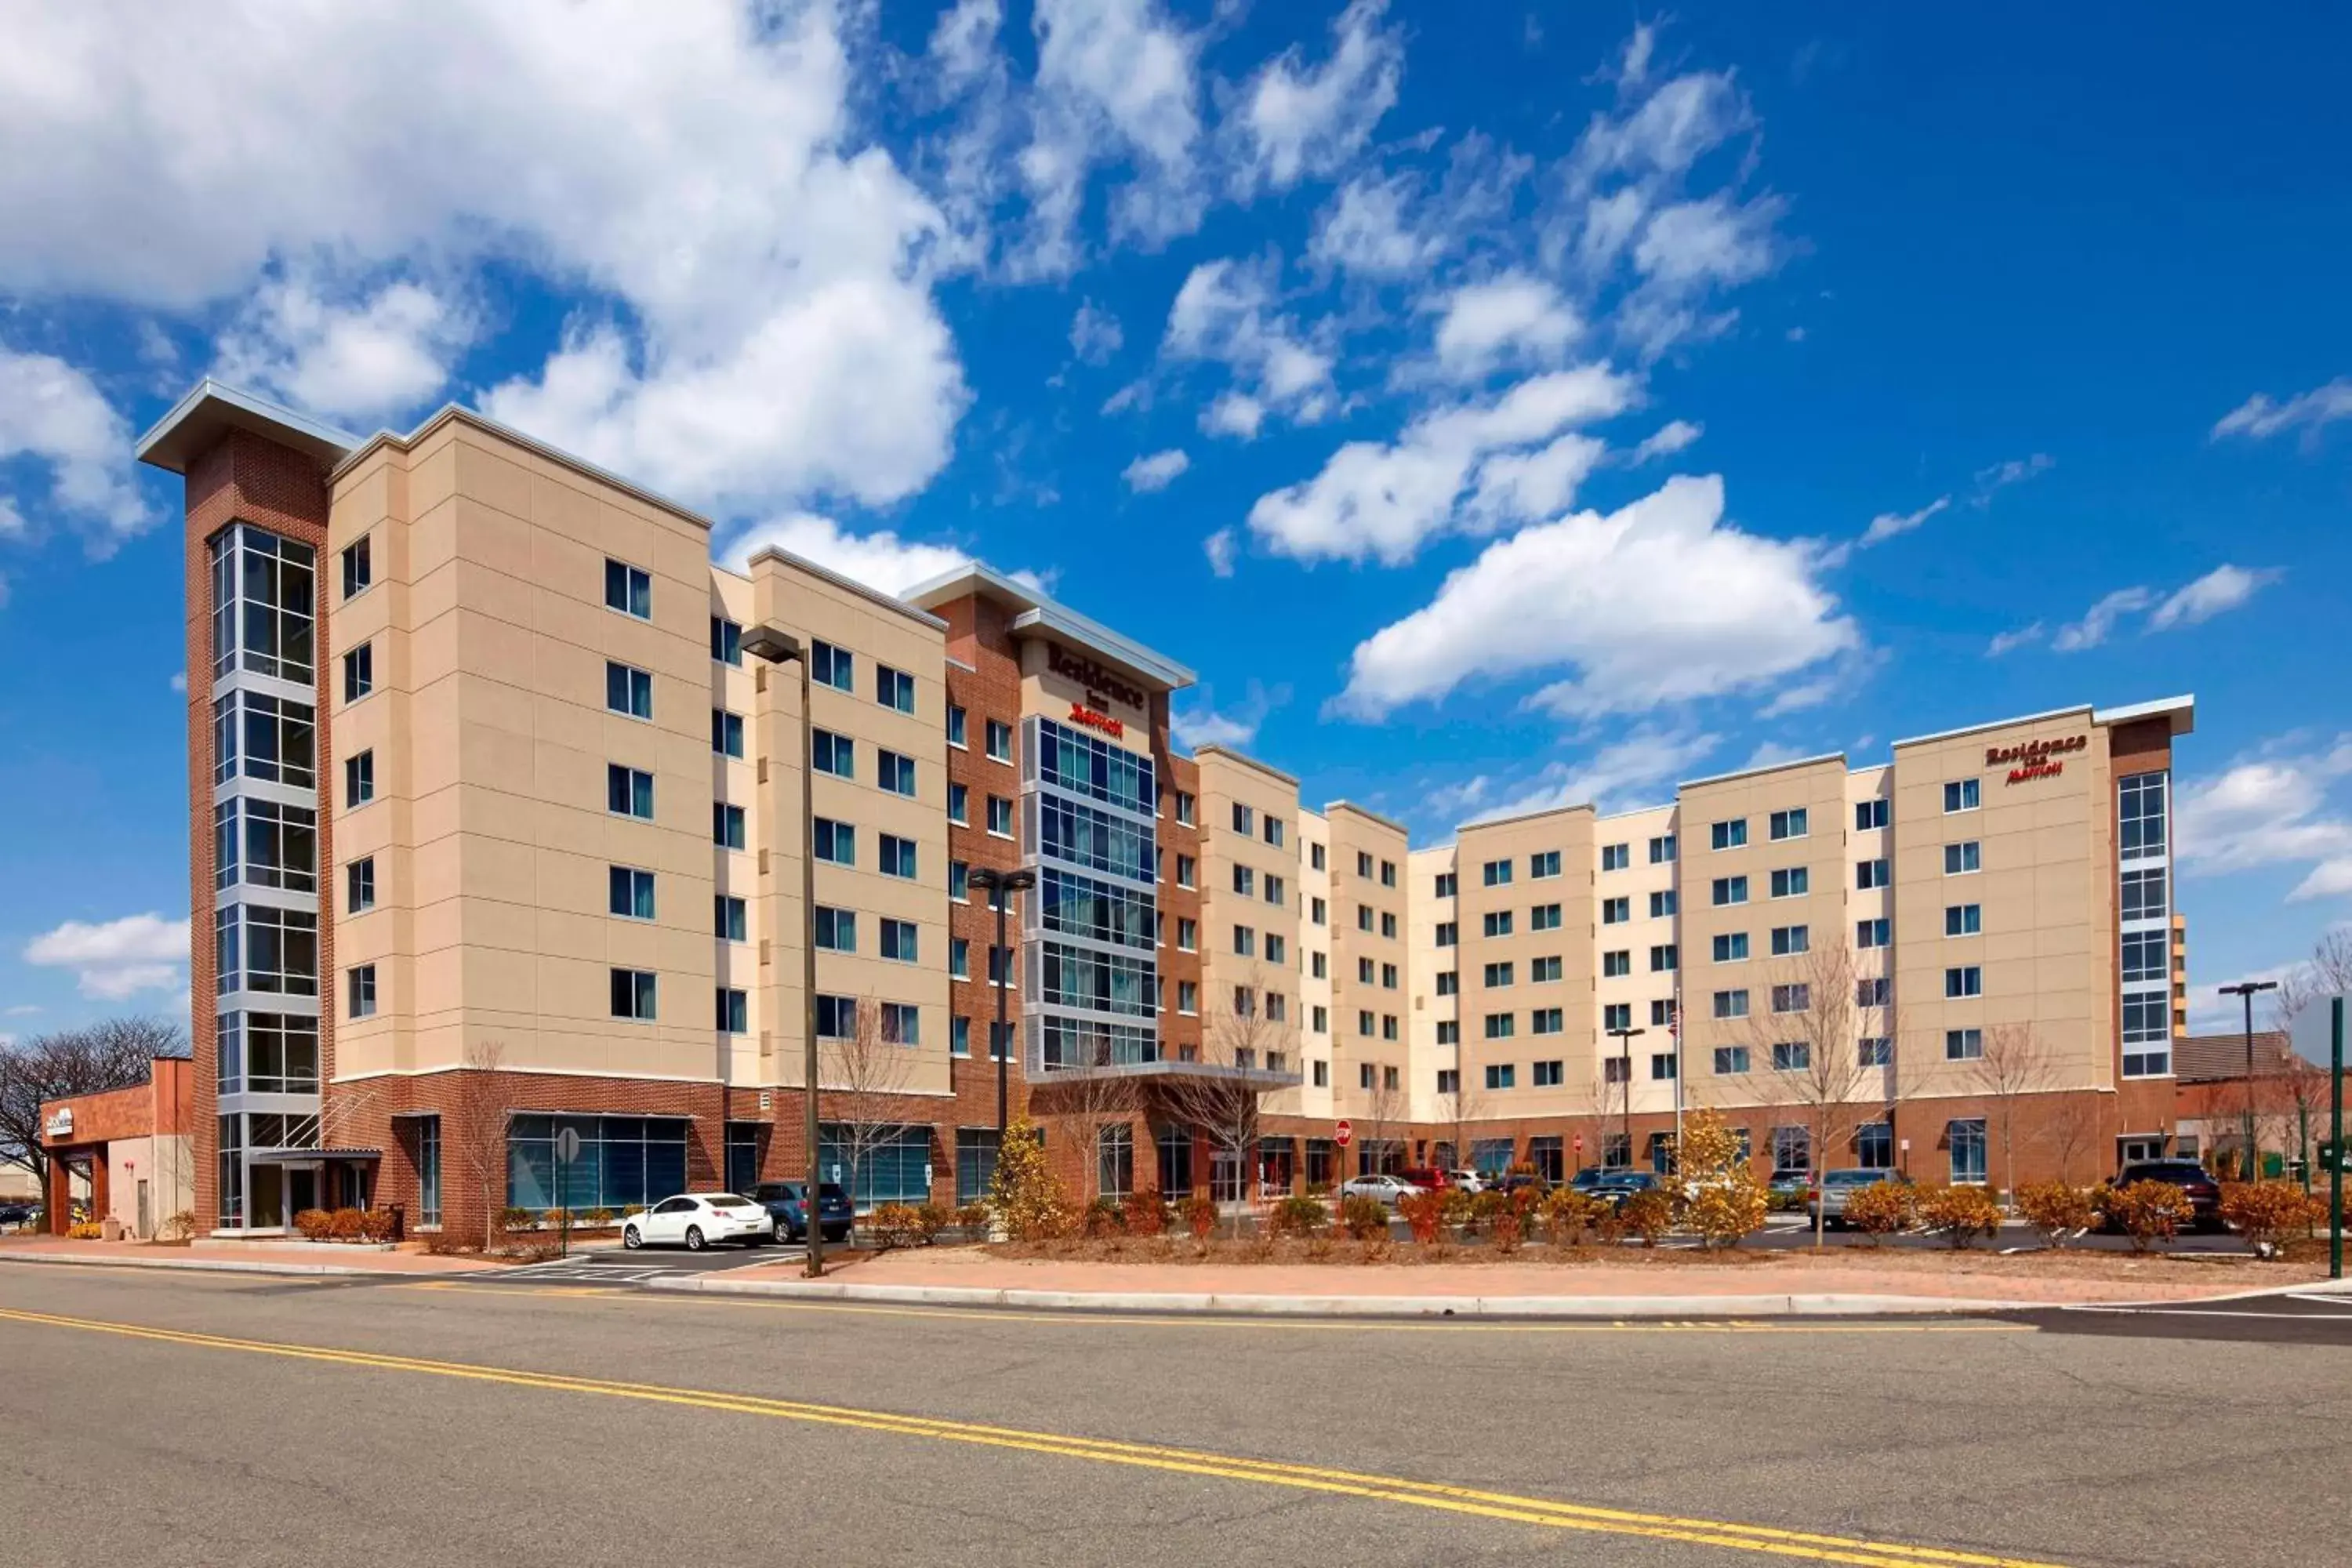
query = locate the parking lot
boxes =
[486,1239,800,1287]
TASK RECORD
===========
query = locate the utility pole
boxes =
[967,866,1034,1167]
[2221,980,2278,1180]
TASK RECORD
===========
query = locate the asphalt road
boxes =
[3,1266,2349,1568]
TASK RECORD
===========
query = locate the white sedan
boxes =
[1339,1174,1425,1207]
[621,1193,772,1250]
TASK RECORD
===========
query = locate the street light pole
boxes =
[968,866,1035,1159]
[2221,980,2278,1181]
[1608,1025,1646,1171]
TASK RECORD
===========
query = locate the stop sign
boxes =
[1573,1135,1584,1152]
[1334,1120,1354,1147]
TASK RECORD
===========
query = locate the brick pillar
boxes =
[45,1156,73,1235]
[90,1150,110,1227]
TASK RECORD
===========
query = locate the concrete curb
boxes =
[644,1275,2034,1318]
[0,1250,382,1278]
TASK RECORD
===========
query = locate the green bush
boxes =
[1617,1189,1675,1247]
[1269,1194,1329,1236]
[1340,1193,1391,1241]
[1539,1189,1602,1248]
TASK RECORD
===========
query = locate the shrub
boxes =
[868,1202,924,1250]
[1539,1189,1602,1249]
[1181,1193,1220,1240]
[1678,1110,1769,1249]
[499,1207,535,1234]
[1397,1189,1444,1245]
[2221,1182,2325,1252]
[583,1208,615,1228]
[2014,1181,2096,1248]
[1121,1188,1169,1236]
[1439,1186,1475,1232]
[358,1208,400,1243]
[1269,1194,1329,1237]
[913,1202,955,1244]
[327,1207,365,1241]
[294,1208,334,1241]
[1617,1189,1675,1247]
[1490,1210,1526,1254]
[989,1116,1070,1243]
[420,1228,475,1256]
[2100,1179,2195,1252]
[1082,1196,1127,1238]
[158,1210,196,1243]
[956,1201,993,1236]
[67,1221,104,1240]
[1468,1189,1512,1235]
[1340,1193,1392,1242]
[1918,1185,2004,1248]
[1840,1181,1916,1246]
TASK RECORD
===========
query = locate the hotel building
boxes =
[140,379,2191,1237]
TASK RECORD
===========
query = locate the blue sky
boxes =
[1,2,2347,1040]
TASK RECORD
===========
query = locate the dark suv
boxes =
[2112,1160,2225,1232]
[750,1181,855,1244]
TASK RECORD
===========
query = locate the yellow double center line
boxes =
[0,1306,2065,1567]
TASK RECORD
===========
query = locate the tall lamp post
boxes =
[742,624,825,1279]
[1608,1025,1646,1171]
[967,866,1035,1159]
[2220,979,2279,1180]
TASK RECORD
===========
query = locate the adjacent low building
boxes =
[38,1056,197,1237]
[139,379,2195,1238]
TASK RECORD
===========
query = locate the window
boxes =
[2122,994,2172,1077]
[1856,976,1891,1007]
[1176,916,1197,952]
[1233,864,1257,898]
[1945,1027,1983,1062]
[1357,904,1374,932]
[1770,924,1809,956]
[1712,932,1749,963]
[1711,876,1748,906]
[1650,1052,1677,1081]
[1522,1059,1559,1088]
[1232,802,1256,835]
[1949,1119,1988,1185]
[1483,910,1513,938]
[1483,1012,1515,1040]
[1308,896,1328,926]
[1771,1127,1811,1175]
[1944,779,1981,814]
[605,660,653,719]
[712,709,745,759]
[1650,998,1677,1028]
[987,795,1014,837]
[212,690,318,789]
[1174,790,1196,825]
[878,918,919,964]
[1355,851,1374,878]
[1600,843,1629,872]
[2119,771,2167,860]
[1602,950,1630,978]
[1381,911,1397,938]
[209,525,316,684]
[716,989,749,1034]
[812,816,851,863]
[1602,1057,1629,1084]
[1433,870,1457,898]
[1713,1045,1751,1075]
[1769,808,1808,840]
[1434,920,1456,947]
[1485,1063,1515,1091]
[216,906,319,997]
[1711,818,1748,851]
[1380,858,1396,886]
[608,764,655,819]
[340,536,372,598]
[946,705,967,749]
[1530,849,1562,879]
[1769,866,1809,898]
[2121,866,2168,922]
[1532,1007,1563,1036]
[342,641,372,702]
[1380,960,1397,988]
[717,895,747,942]
[710,615,742,666]
[811,640,852,691]
[1359,1063,1376,1091]
[1268,934,1288,965]
[1944,965,1983,999]
[610,968,657,1021]
[1311,951,1327,978]
[1649,833,1678,863]
[347,964,377,1019]
[710,801,747,850]
[1711,989,1749,1020]
[947,782,968,825]
[1313,1005,1330,1034]
[1945,903,1982,937]
[1264,815,1287,848]
[1770,982,1811,1014]
[1530,900,1566,931]
[1595,898,1623,927]
[1857,858,1890,890]
[2121,928,2168,983]
[1481,858,1512,887]
[1483,960,1515,988]
[985,719,1013,763]
[1310,842,1327,872]
[604,559,652,619]
[815,995,857,1039]
[1771,1040,1811,1073]
[608,865,656,920]
[1650,943,1678,972]
[1175,855,1196,888]
[879,834,918,879]
[1532,955,1563,982]
[1436,1022,1458,1047]
[345,750,375,807]
[949,861,970,901]
[1856,798,1889,831]
[1856,1122,1893,1170]
[1649,889,1678,918]
[1435,971,1457,996]
[214,798,318,894]
[1177,980,1198,1014]
[1944,841,1981,876]
[347,857,375,914]
[1233,925,1256,958]
[1858,1036,1893,1068]
[877,748,916,797]
[875,663,916,713]
[880,1001,922,1046]
[1603,1002,1633,1032]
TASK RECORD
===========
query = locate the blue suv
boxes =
[750,1181,855,1245]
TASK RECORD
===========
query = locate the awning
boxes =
[246,1147,381,1163]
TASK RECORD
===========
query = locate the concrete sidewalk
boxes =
[0,1236,510,1277]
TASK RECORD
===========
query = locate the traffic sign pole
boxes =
[2330,996,2343,1281]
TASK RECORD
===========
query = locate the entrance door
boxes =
[287,1166,319,1220]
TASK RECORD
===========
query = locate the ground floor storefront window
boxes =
[818,1123,933,1210]
[1156,1124,1192,1197]
[1527,1135,1563,1184]
[1098,1125,1135,1199]
[1304,1138,1334,1190]
[506,1115,688,1214]
[1470,1138,1514,1178]
[1356,1139,1403,1177]
[956,1127,999,1203]
[1949,1119,1987,1185]
[724,1122,763,1195]
[1855,1121,1893,1171]
[1256,1136,1294,1196]
[412,1116,442,1228]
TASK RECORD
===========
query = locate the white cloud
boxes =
[216,273,473,425]
[1171,681,1284,750]
[23,913,189,1000]
[1305,137,1526,281]
[1337,474,1860,719]
[1470,728,1719,821]
[1231,0,1403,194]
[929,0,1004,95]
[1738,740,1809,771]
[1200,390,1266,441]
[2176,739,2352,900]
[1203,526,1238,577]
[1857,495,1950,550]
[1307,172,1440,278]
[1629,419,1701,463]
[1969,452,2053,505]
[1163,256,1334,430]
[2212,377,2352,442]
[1122,448,1190,492]
[169,670,187,694]
[713,511,1036,600]
[1020,0,1206,267]
[0,346,150,554]
[2050,586,2156,652]
[2150,564,2282,630]
[1632,191,1784,289]
[1069,299,1123,365]
[1985,622,2044,657]
[1247,365,1635,565]
[1429,273,1584,382]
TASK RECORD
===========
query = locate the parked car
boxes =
[1447,1169,1490,1194]
[1396,1167,1454,1192]
[1806,1168,1909,1229]
[620,1192,772,1250]
[1767,1169,1813,1209]
[0,1202,36,1228]
[1567,1166,1615,1194]
[748,1181,855,1245]
[1584,1171,1661,1208]
[2111,1160,2226,1232]
[1340,1173,1425,1207]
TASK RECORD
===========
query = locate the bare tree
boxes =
[1033,1039,1141,1204]
[2046,1093,2104,1187]
[822,997,920,1210]
[1434,1077,1488,1178]
[1967,1023,2058,1202]
[445,1039,512,1251]
[1744,942,1877,1248]
[1161,1007,1293,1214]
[0,1018,186,1189]
[1352,1056,1407,1179]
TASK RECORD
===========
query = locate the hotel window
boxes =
[948,782,968,824]
[1713,1045,1751,1075]
[1233,864,1257,897]
[1948,1119,1988,1185]
[1712,931,1749,964]
[209,525,315,684]
[1353,1007,1370,1036]
[949,861,969,899]
[1175,855,1196,888]
[1601,949,1630,978]
[1484,1013,1515,1040]
[1857,857,1890,889]
[1383,1065,1401,1093]
[1310,896,1328,925]
[949,935,969,978]
[881,1004,920,1046]
[216,906,320,998]
[1485,1063,1515,1091]
[1857,976,1891,1007]
[2121,867,2168,922]
[1530,1059,1563,1087]
[604,559,652,619]
[1233,925,1256,958]
[1944,841,1981,875]
[717,895,747,942]
[716,803,749,851]
[875,663,916,714]
[611,968,658,1021]
[1177,980,1198,1015]
[1650,944,1678,971]
[1310,842,1327,871]
[342,641,372,702]
[811,641,852,692]
[711,615,742,666]
[1380,858,1396,886]
[1770,982,1811,1014]
[716,989,749,1034]
[1436,1022,1458,1047]
[1434,920,1456,946]
[1267,934,1288,965]
[1649,833,1677,863]
[347,964,377,1019]
[1177,916,1197,952]
[1483,960,1515,988]
[2119,771,2167,860]
[1313,1005,1330,1034]
[1857,916,1891,948]
[1769,867,1809,898]
[1174,790,1196,825]
[1356,851,1374,877]
[215,798,318,895]
[1264,815,1287,848]
[1855,798,1889,830]
[876,748,915,796]
[1945,903,1982,937]
[1771,1040,1810,1073]
[1311,951,1327,978]
[1650,998,1678,1028]
[1711,989,1749,1020]
[811,728,855,779]
[1358,1063,1376,1091]
[1600,843,1629,872]
[1650,1052,1677,1081]
[1530,850,1561,879]
[987,795,1013,837]
[214,690,318,789]
[986,719,1013,762]
[951,1018,971,1058]
[1595,898,1624,927]
[1483,910,1513,938]
[608,866,656,920]
[879,834,917,879]
[987,946,1013,985]
[2122,993,2172,1078]
[880,918,918,964]
[1433,870,1457,898]
[1944,779,1981,814]
[1232,802,1255,835]
[347,857,375,914]
[1380,1012,1396,1040]
[608,764,655,818]
[1710,818,1748,851]
[1532,955,1562,982]
[340,535,372,599]
[812,816,851,863]
[815,996,857,1038]
[345,750,375,807]
[1859,1037,1893,1068]
[1357,904,1374,932]
[605,660,653,719]
[1650,889,1678,918]
[1602,1057,1630,1085]
[712,709,745,759]
[1769,808,1807,840]
[1944,966,1983,999]
[1770,924,1809,956]
[1481,858,1512,887]
[2121,928,2169,984]
[1380,910,1398,938]
[1435,971,1457,996]
[946,705,967,748]
[1602,1002,1632,1032]
[1381,961,1398,989]
[1711,876,1748,906]
[1532,1007,1564,1036]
